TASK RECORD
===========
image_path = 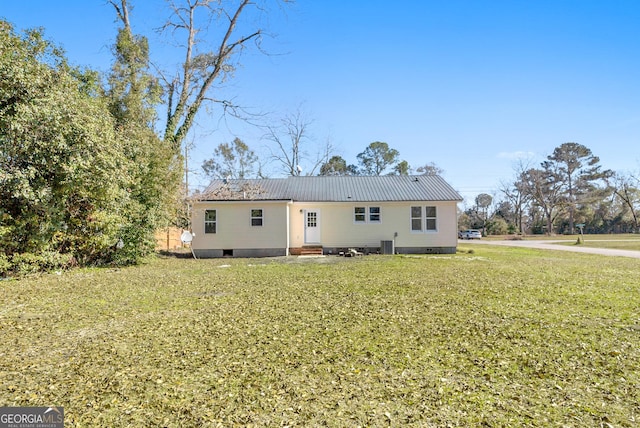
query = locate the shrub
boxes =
[10,253,43,275]
[0,253,10,276]
[5,251,74,276]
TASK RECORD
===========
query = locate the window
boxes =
[251,209,263,226]
[354,206,381,223]
[411,206,422,231]
[410,206,437,232]
[205,209,217,234]
[307,211,317,227]
[369,207,381,222]
[425,206,437,231]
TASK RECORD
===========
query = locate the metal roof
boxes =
[197,175,463,202]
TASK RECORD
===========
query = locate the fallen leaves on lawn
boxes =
[1,251,639,426]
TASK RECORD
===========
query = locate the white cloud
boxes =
[497,151,536,160]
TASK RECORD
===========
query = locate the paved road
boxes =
[460,239,640,259]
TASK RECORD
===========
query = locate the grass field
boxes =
[556,236,640,251]
[1,247,639,426]
[486,233,640,251]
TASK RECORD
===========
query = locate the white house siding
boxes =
[289,201,459,254]
[191,200,290,257]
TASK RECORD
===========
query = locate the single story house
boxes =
[190,175,463,258]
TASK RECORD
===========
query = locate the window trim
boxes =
[251,208,264,227]
[369,206,381,223]
[425,206,437,232]
[354,206,381,224]
[204,209,217,234]
[410,206,422,232]
[410,205,437,233]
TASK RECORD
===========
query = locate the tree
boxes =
[522,165,566,235]
[545,142,611,233]
[356,141,400,175]
[486,217,510,235]
[319,155,356,176]
[109,0,290,153]
[108,0,182,263]
[492,200,518,233]
[0,21,131,265]
[609,171,640,232]
[264,107,332,176]
[475,193,493,233]
[108,0,161,127]
[499,159,533,234]
[416,162,444,176]
[392,160,412,175]
[202,137,259,179]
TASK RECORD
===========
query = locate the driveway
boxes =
[460,239,640,259]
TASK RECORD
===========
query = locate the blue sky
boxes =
[3,1,640,204]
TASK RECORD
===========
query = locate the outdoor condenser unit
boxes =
[380,240,394,255]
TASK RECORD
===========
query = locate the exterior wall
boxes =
[289,201,459,253]
[191,199,459,257]
[191,200,289,257]
[193,248,287,258]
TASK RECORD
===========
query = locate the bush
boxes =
[1,22,179,270]
[486,218,509,236]
[10,253,43,275]
[5,251,74,276]
[0,253,10,276]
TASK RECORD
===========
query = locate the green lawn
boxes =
[488,233,640,251]
[556,237,640,251]
[1,248,639,426]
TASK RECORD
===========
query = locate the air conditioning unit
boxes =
[380,240,394,255]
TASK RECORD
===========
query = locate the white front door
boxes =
[304,210,321,244]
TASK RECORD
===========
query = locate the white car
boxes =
[459,229,482,239]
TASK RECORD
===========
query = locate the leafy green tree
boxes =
[356,141,400,175]
[545,142,612,233]
[107,2,182,264]
[416,162,444,175]
[522,165,566,235]
[1,15,183,272]
[1,21,130,264]
[486,217,510,235]
[475,193,493,234]
[392,160,412,175]
[319,155,358,176]
[202,137,259,179]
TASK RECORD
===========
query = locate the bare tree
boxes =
[109,0,132,31]
[499,158,533,233]
[609,171,640,232]
[110,0,291,153]
[264,107,333,176]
